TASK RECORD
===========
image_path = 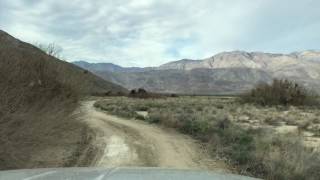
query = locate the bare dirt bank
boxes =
[79,100,229,172]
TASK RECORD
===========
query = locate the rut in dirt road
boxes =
[79,100,229,172]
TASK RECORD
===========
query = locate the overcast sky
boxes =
[0,0,319,67]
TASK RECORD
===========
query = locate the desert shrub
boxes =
[255,135,320,180]
[195,106,203,111]
[216,104,224,109]
[242,79,319,106]
[147,111,162,124]
[129,88,148,98]
[212,125,320,180]
[94,102,136,119]
[312,118,320,124]
[111,107,134,118]
[226,129,255,166]
[170,94,179,97]
[208,117,256,166]
[129,88,164,99]
[297,121,311,131]
[134,104,149,111]
[264,117,283,126]
[134,114,146,120]
[94,97,320,180]
[179,114,202,135]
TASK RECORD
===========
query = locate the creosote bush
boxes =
[242,79,319,106]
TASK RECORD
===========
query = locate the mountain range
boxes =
[74,50,320,95]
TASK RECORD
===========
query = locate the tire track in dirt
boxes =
[80,100,229,172]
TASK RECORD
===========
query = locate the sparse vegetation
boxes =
[95,96,320,180]
[34,42,63,59]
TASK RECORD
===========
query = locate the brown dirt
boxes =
[79,100,230,172]
[0,100,91,170]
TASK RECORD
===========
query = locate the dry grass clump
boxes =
[250,134,320,180]
[242,79,319,106]
[264,117,284,126]
[95,96,320,179]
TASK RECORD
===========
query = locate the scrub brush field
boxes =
[95,96,320,180]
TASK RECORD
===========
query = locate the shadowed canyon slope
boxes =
[74,50,320,94]
[0,30,126,170]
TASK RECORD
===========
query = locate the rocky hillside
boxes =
[159,51,320,71]
[0,30,126,170]
[74,51,320,95]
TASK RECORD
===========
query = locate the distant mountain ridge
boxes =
[159,51,320,70]
[73,50,320,95]
[73,61,151,73]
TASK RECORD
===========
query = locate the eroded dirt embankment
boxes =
[78,100,229,172]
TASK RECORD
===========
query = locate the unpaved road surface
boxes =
[79,100,229,172]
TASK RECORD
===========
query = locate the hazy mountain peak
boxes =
[158,59,202,70]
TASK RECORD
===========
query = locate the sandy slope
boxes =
[79,100,229,172]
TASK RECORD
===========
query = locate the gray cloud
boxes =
[0,0,319,67]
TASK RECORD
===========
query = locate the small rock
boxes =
[238,115,250,122]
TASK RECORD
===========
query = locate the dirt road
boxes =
[79,100,229,172]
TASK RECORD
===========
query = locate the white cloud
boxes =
[0,0,319,67]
